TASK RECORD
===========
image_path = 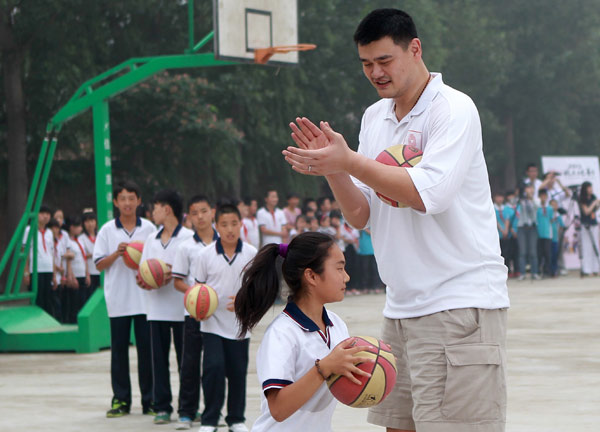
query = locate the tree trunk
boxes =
[503,113,516,192]
[3,48,28,239]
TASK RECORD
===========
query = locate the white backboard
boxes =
[213,0,299,65]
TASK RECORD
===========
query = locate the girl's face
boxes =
[320,216,330,228]
[54,210,64,226]
[70,225,83,237]
[310,219,319,231]
[296,218,307,232]
[84,218,97,233]
[310,245,349,304]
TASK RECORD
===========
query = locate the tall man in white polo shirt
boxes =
[138,189,194,425]
[256,189,287,247]
[284,9,509,432]
[93,182,156,418]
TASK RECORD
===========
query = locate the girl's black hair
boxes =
[81,211,97,236]
[235,232,335,336]
[579,181,593,204]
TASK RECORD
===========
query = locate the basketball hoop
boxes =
[254,44,317,64]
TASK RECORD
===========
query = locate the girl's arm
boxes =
[265,339,372,422]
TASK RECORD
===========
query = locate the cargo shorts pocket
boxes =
[440,343,504,422]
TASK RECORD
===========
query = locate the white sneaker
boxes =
[198,427,217,432]
[532,274,542,280]
[517,274,526,281]
[175,417,192,430]
[229,423,249,432]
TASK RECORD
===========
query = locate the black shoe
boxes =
[106,399,130,418]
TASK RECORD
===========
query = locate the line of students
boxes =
[92,182,256,432]
[23,206,99,323]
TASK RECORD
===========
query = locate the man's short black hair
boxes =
[215,203,241,223]
[47,218,61,229]
[39,205,52,215]
[113,181,141,198]
[152,189,183,222]
[354,9,418,48]
[526,163,538,170]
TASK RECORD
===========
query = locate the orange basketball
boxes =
[184,284,219,320]
[327,336,397,408]
[123,241,144,270]
[375,144,423,208]
[137,258,169,289]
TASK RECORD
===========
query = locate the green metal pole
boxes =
[187,0,195,53]
[93,101,113,229]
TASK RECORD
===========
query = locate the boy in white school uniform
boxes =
[256,189,287,247]
[93,181,157,417]
[195,204,257,432]
[171,195,218,430]
[138,189,194,425]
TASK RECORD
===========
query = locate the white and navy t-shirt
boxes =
[172,229,219,316]
[23,226,54,273]
[352,72,509,319]
[194,238,257,340]
[256,207,287,246]
[142,224,194,322]
[93,217,156,317]
[79,233,100,276]
[241,217,260,248]
[252,303,349,432]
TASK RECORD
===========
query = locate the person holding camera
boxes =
[578,181,600,276]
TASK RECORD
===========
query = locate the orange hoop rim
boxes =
[254,43,317,64]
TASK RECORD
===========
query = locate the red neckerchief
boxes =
[86,233,96,243]
[39,228,47,253]
[73,237,87,260]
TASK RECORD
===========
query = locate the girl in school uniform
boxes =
[80,210,100,303]
[65,217,90,323]
[234,232,372,432]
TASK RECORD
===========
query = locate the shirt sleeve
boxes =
[406,95,482,215]
[92,227,109,264]
[171,242,189,280]
[256,324,298,392]
[256,209,268,227]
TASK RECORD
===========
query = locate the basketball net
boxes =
[254,44,317,64]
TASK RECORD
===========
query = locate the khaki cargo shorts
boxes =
[367,308,507,432]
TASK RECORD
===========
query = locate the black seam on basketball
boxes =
[347,339,380,406]
[376,354,396,372]
[384,150,402,166]
[327,373,343,388]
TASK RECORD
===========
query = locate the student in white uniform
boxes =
[234,232,371,432]
[80,210,100,302]
[256,189,287,247]
[137,189,194,425]
[23,205,55,318]
[64,216,88,323]
[93,181,156,418]
[171,195,218,430]
[241,198,260,248]
[194,204,257,432]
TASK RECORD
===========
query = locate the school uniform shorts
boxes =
[367,308,507,432]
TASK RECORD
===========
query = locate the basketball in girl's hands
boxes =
[184,284,219,320]
[123,241,144,270]
[375,144,423,208]
[137,258,169,289]
[326,336,397,408]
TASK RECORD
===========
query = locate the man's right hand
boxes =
[116,242,128,256]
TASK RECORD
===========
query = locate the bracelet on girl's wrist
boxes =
[315,358,329,380]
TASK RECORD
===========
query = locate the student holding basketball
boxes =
[93,181,156,418]
[235,232,372,431]
[283,8,509,432]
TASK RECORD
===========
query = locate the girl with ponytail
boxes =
[235,232,371,430]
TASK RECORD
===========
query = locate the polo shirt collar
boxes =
[215,238,243,255]
[194,229,219,245]
[155,223,183,239]
[115,217,142,229]
[384,72,443,122]
[283,302,334,332]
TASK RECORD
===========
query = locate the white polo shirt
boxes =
[172,229,219,316]
[241,217,260,248]
[67,237,87,278]
[23,226,54,273]
[352,73,509,319]
[93,217,156,317]
[194,238,257,340]
[79,233,100,276]
[251,302,349,432]
[256,207,287,246]
[142,224,194,322]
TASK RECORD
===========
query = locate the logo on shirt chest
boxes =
[405,130,423,150]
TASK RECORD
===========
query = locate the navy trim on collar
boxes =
[194,229,219,245]
[215,238,243,255]
[156,224,183,240]
[115,217,142,229]
[282,302,334,332]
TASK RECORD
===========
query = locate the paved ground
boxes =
[0,274,599,431]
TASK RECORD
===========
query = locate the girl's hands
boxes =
[318,338,375,385]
